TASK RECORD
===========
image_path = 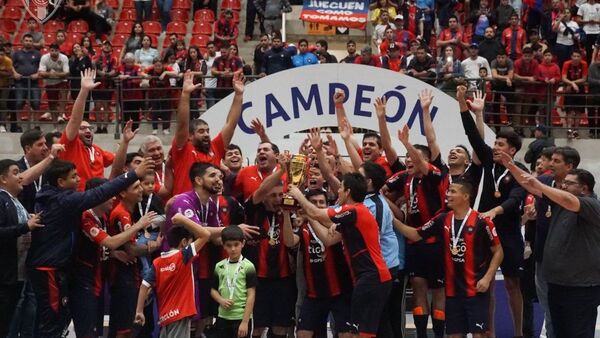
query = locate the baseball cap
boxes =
[469,42,479,49]
[535,124,548,135]
[394,14,404,20]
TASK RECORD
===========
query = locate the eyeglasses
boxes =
[562,180,580,187]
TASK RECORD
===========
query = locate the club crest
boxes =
[23,0,63,24]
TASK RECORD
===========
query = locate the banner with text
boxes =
[300,0,370,30]
[203,64,496,158]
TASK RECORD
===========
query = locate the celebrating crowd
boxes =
[0,57,599,338]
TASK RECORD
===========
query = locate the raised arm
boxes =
[374,96,399,165]
[418,89,440,161]
[456,85,492,165]
[307,218,342,246]
[65,69,100,141]
[309,129,340,192]
[175,71,203,149]
[221,73,245,147]
[287,186,334,227]
[392,218,422,242]
[397,125,429,176]
[334,91,361,151]
[102,212,156,250]
[497,151,543,197]
[171,212,213,252]
[281,209,300,248]
[20,144,63,185]
[252,155,287,204]
[250,118,270,143]
[109,120,138,179]
[339,118,362,172]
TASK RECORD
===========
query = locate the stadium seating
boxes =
[116,20,134,34]
[172,0,191,9]
[2,7,23,20]
[142,21,162,35]
[122,0,135,8]
[190,35,210,47]
[221,0,241,10]
[192,22,213,36]
[194,9,215,23]
[67,20,89,33]
[111,33,129,47]
[166,21,187,35]
[43,20,65,33]
[0,19,17,33]
[119,8,136,21]
[171,8,190,22]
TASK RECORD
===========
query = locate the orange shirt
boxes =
[58,132,114,191]
[169,132,225,195]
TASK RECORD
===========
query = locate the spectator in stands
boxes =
[39,44,69,129]
[253,34,270,74]
[164,50,182,86]
[524,125,555,170]
[393,15,416,56]
[436,15,466,60]
[470,0,494,43]
[162,33,179,58]
[373,10,396,48]
[134,0,152,22]
[436,0,454,28]
[340,40,358,63]
[534,50,561,125]
[553,8,579,67]
[94,40,118,134]
[12,34,41,127]
[142,58,178,135]
[69,44,92,114]
[381,43,403,71]
[541,0,562,51]
[212,41,244,100]
[355,46,382,67]
[230,43,245,65]
[156,0,173,32]
[490,49,515,129]
[95,0,115,26]
[174,40,187,65]
[63,0,112,40]
[55,30,72,58]
[244,0,264,42]
[379,27,397,55]
[461,42,492,89]
[254,0,292,35]
[315,39,338,62]
[401,0,424,39]
[316,50,332,64]
[415,0,434,43]
[135,35,159,68]
[577,0,600,65]
[562,49,588,139]
[502,14,527,60]
[371,0,399,25]
[400,39,420,70]
[24,18,44,50]
[513,47,541,134]
[588,46,600,138]
[523,29,548,54]
[479,26,506,64]
[292,39,318,67]
[81,36,95,57]
[214,9,240,50]
[205,41,221,109]
[260,34,292,75]
[117,53,143,130]
[120,22,145,61]
[182,46,207,118]
[437,45,464,91]
[494,0,517,33]
[0,46,13,133]
[407,45,436,84]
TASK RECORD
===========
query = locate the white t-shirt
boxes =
[168,62,180,87]
[577,3,600,34]
[373,22,396,44]
[205,51,221,89]
[461,56,491,79]
[556,20,580,46]
[38,53,69,86]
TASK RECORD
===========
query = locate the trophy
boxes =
[282,154,308,208]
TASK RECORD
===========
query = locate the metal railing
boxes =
[0,74,598,138]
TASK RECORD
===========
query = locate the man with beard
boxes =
[457,84,528,338]
[58,69,116,191]
[171,71,244,195]
[406,46,437,85]
[334,91,404,178]
[233,142,288,201]
[259,33,293,76]
[340,40,358,63]
[478,27,506,64]
[165,163,260,336]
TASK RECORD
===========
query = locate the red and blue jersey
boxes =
[107,203,139,288]
[73,210,110,296]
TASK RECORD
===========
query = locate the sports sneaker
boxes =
[572,129,579,139]
[152,129,158,135]
[163,129,170,135]
[567,129,573,139]
[0,125,7,133]
[39,112,52,121]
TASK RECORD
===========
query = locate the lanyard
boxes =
[138,193,153,217]
[451,209,472,253]
[23,157,43,192]
[88,209,103,228]
[408,176,418,209]
[257,166,277,181]
[448,163,472,184]
[306,222,325,254]
[195,192,210,225]
[155,163,165,187]
[492,164,509,197]
[215,197,221,226]
[88,147,95,163]
[268,214,277,245]
[225,256,244,299]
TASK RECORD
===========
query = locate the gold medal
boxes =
[494,191,501,198]
[451,246,458,255]
[269,238,276,246]
[545,209,552,218]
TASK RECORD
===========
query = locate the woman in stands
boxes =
[134,35,159,68]
[120,22,145,61]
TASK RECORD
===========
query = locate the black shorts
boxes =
[198,278,218,319]
[445,295,490,334]
[254,277,296,328]
[497,234,524,277]
[215,317,253,338]
[108,286,138,336]
[28,267,71,337]
[406,243,445,289]
[350,274,393,337]
[69,280,104,338]
[297,292,352,333]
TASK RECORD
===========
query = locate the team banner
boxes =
[300,0,370,30]
[202,64,496,158]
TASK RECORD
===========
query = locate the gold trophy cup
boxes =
[282,154,308,208]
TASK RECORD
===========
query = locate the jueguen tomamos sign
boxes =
[203,64,496,158]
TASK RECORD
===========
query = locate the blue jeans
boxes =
[156,0,172,31]
[7,281,36,338]
[14,79,40,113]
[134,0,152,21]
[136,231,160,281]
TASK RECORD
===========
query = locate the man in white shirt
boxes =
[577,0,600,64]
[38,43,69,129]
[204,41,221,110]
[461,42,492,89]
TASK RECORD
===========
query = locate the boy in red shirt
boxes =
[134,213,213,337]
[535,50,561,125]
[561,50,588,138]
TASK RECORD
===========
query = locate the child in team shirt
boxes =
[134,213,213,337]
[211,225,257,338]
